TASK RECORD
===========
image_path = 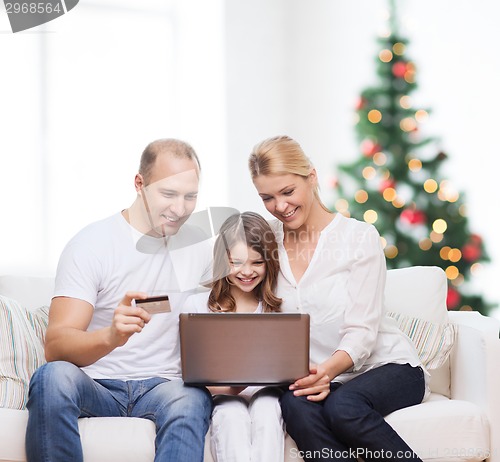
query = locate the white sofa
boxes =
[1,266,499,462]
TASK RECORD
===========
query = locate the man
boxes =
[26,139,213,462]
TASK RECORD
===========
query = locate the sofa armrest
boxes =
[448,311,500,462]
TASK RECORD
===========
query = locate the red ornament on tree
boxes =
[400,208,426,225]
[392,61,407,79]
[461,234,483,262]
[360,139,382,157]
[446,287,461,310]
[462,243,482,262]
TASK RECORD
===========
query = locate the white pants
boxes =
[210,387,285,462]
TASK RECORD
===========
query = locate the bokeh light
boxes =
[393,42,406,55]
[379,49,393,62]
[364,209,378,224]
[423,179,438,193]
[383,188,397,202]
[392,196,406,208]
[355,190,369,203]
[438,180,460,202]
[415,110,429,122]
[368,109,382,123]
[385,245,398,259]
[373,152,387,166]
[445,265,460,280]
[408,158,422,172]
[362,166,377,180]
[419,238,432,251]
[430,231,444,243]
[335,199,349,213]
[433,219,448,234]
[400,95,412,109]
[400,117,417,132]
[448,248,462,262]
[471,263,482,275]
[404,62,416,83]
[440,246,451,260]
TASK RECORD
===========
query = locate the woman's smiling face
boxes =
[253,173,316,230]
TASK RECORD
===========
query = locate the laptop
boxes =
[179,313,310,385]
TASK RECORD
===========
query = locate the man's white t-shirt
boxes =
[54,212,212,380]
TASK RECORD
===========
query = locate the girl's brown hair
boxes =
[208,211,282,313]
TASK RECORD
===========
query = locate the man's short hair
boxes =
[139,138,201,185]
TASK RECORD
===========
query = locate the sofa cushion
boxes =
[427,358,451,398]
[79,417,156,462]
[385,266,448,323]
[0,408,29,462]
[0,409,304,462]
[386,393,490,462]
[0,296,49,410]
[387,312,457,369]
[385,266,457,373]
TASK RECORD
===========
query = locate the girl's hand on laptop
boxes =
[208,386,247,396]
[289,364,331,402]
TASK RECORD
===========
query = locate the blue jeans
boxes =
[26,361,212,462]
[280,363,425,462]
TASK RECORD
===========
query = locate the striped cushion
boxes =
[387,312,457,370]
[0,295,49,409]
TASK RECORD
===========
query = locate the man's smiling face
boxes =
[140,154,199,237]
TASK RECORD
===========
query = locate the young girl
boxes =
[187,211,285,462]
[248,135,426,462]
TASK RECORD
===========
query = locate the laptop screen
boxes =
[179,313,310,385]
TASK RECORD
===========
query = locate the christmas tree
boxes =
[333,3,492,314]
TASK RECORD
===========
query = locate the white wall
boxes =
[223,0,499,311]
[224,0,290,215]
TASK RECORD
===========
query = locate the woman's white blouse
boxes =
[271,213,423,384]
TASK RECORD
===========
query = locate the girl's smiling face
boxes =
[226,241,266,294]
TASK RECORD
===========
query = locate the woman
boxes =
[248,135,427,462]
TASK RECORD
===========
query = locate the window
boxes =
[0,0,226,274]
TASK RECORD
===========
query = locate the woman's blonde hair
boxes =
[248,135,329,211]
[208,211,282,313]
